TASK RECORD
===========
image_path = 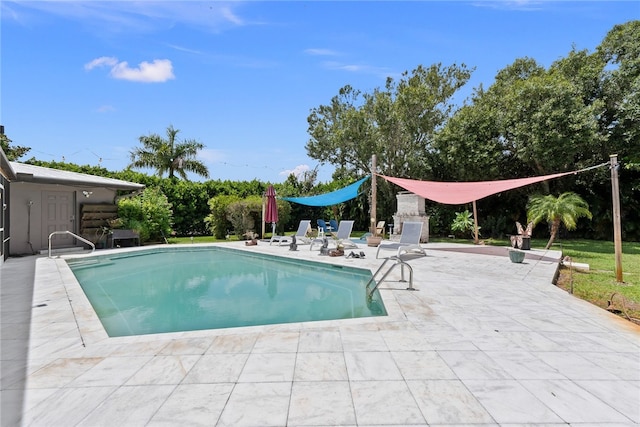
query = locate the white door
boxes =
[42,191,75,247]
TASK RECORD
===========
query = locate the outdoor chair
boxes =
[316,219,329,238]
[376,221,426,259]
[375,220,385,238]
[271,220,312,246]
[331,220,358,249]
[329,219,339,235]
[311,220,358,250]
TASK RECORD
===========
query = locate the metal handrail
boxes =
[48,230,95,258]
[366,255,415,297]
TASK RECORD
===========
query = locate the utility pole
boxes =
[610,154,623,282]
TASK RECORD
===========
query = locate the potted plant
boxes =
[508,248,526,263]
[365,219,381,247]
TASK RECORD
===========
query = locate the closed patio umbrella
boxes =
[264,185,278,237]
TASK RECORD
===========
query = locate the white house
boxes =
[1,149,17,261]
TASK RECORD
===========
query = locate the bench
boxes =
[110,229,140,248]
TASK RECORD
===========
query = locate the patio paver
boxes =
[2,241,639,426]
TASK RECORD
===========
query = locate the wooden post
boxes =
[371,155,377,235]
[472,200,479,244]
[610,154,623,282]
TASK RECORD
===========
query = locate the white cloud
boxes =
[322,60,395,79]
[96,105,115,113]
[280,164,310,178]
[85,56,175,83]
[220,5,244,26]
[84,56,118,70]
[110,59,175,83]
[304,48,339,56]
[5,2,249,34]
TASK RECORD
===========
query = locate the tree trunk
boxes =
[545,219,560,249]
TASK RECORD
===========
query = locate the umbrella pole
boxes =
[262,194,266,239]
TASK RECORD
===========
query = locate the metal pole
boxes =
[261,193,266,239]
[371,154,377,235]
[610,154,623,282]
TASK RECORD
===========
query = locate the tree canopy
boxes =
[129,125,210,180]
[0,132,30,161]
[305,20,639,240]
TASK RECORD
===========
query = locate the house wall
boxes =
[0,176,8,262]
[9,182,116,255]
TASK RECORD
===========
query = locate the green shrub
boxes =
[204,195,239,239]
[118,187,173,242]
[451,210,478,238]
[227,196,263,239]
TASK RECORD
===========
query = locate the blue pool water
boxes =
[67,246,386,337]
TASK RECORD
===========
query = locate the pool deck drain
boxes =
[2,241,639,426]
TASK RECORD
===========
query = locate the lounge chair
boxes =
[311,220,358,250]
[376,221,426,258]
[270,220,312,246]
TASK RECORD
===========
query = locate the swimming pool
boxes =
[67,246,386,337]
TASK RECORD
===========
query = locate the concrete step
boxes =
[39,247,89,256]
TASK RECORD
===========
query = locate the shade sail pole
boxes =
[472,200,479,244]
[610,154,623,282]
[371,155,377,235]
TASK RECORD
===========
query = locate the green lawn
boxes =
[551,239,640,323]
[170,235,640,324]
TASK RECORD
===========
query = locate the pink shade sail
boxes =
[265,185,278,224]
[378,171,578,205]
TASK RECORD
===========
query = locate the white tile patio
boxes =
[2,241,639,426]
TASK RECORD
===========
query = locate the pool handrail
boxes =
[48,230,95,258]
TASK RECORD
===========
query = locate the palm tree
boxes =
[129,125,210,180]
[527,192,592,249]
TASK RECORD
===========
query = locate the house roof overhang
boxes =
[1,149,17,181]
[10,162,145,191]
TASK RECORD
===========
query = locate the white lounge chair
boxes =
[376,221,426,258]
[270,220,312,246]
[311,220,358,250]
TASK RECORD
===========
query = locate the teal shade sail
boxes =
[281,176,370,206]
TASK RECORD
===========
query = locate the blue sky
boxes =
[2,1,637,183]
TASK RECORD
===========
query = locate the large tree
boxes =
[306,63,473,223]
[129,125,210,180]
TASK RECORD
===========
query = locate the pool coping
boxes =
[52,243,409,347]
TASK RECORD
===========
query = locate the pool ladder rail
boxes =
[48,230,95,258]
[365,255,416,298]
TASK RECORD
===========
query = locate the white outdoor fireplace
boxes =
[391,191,429,242]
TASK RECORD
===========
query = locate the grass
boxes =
[552,239,640,324]
[170,234,640,325]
